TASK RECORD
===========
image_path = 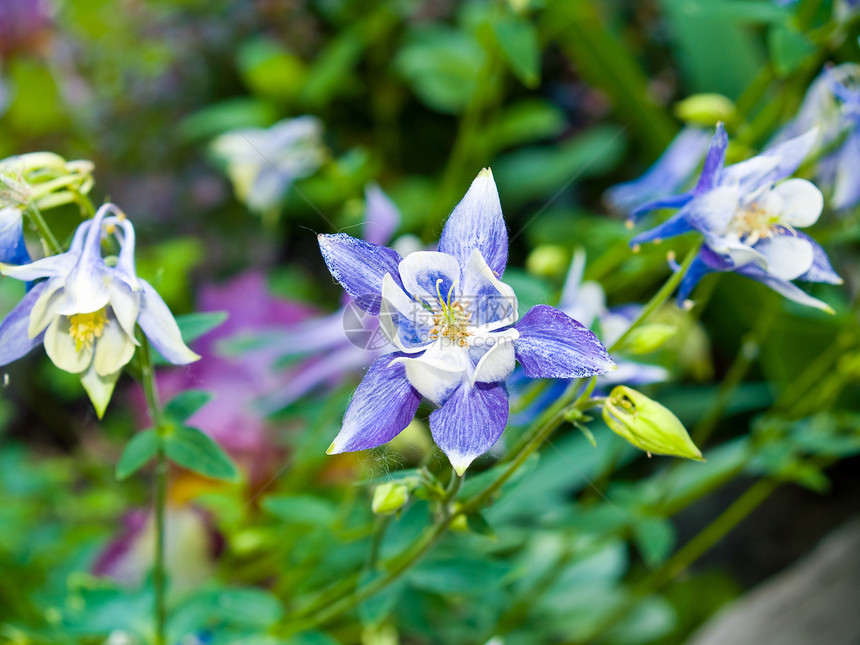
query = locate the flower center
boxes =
[729,203,781,245]
[68,308,108,352]
[429,279,472,347]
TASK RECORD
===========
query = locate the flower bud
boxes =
[372,482,410,515]
[674,94,735,126]
[526,244,568,278]
[602,386,703,460]
[624,323,676,355]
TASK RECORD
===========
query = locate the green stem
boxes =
[25,202,63,256]
[641,479,777,593]
[139,337,168,645]
[692,301,778,444]
[609,242,702,354]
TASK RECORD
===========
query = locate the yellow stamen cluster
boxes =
[429,278,472,347]
[430,300,472,347]
[729,203,782,245]
[68,308,108,352]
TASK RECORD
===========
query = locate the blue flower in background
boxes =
[630,124,841,312]
[604,127,712,216]
[777,63,860,210]
[318,169,615,474]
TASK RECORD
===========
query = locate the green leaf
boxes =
[633,517,676,568]
[261,495,337,527]
[493,125,626,205]
[492,17,540,87]
[164,389,212,424]
[237,37,307,101]
[358,569,406,628]
[176,311,228,344]
[395,27,484,114]
[116,430,159,480]
[408,556,510,594]
[768,26,815,77]
[301,29,365,108]
[164,426,240,482]
[176,98,278,143]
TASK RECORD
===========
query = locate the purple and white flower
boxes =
[630,124,841,312]
[318,169,616,474]
[0,203,199,415]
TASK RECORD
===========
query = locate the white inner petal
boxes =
[379,273,433,353]
[398,251,462,305]
[772,179,823,228]
[93,317,137,376]
[460,248,518,331]
[44,317,93,374]
[755,235,815,281]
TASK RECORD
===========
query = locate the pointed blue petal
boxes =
[514,305,615,379]
[0,207,30,266]
[630,211,695,246]
[794,233,842,285]
[318,233,403,314]
[363,184,400,246]
[438,169,508,276]
[605,127,711,215]
[429,381,508,475]
[677,255,715,303]
[138,279,200,365]
[737,264,834,313]
[328,354,421,453]
[0,281,48,366]
[722,129,818,194]
[629,192,693,221]
[693,123,729,194]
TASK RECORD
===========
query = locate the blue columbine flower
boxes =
[318,169,616,474]
[630,124,842,312]
[0,203,199,415]
[604,127,712,216]
[776,63,860,211]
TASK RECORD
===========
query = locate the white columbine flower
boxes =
[0,204,199,415]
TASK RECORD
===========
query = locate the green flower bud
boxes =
[602,386,703,460]
[372,482,410,515]
[526,244,568,278]
[625,323,676,355]
[674,93,735,126]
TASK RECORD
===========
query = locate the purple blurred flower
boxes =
[605,127,712,216]
[630,124,841,312]
[148,271,314,485]
[318,169,615,474]
[0,0,53,59]
[252,184,407,416]
[93,507,219,592]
